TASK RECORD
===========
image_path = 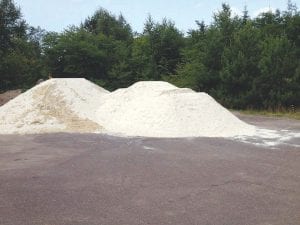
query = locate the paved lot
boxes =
[0,115,299,225]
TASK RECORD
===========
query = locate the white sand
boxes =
[96,81,257,137]
[0,78,109,134]
[0,79,298,145]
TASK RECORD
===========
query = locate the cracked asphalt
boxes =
[0,114,299,225]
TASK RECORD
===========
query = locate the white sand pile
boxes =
[2,79,297,145]
[96,81,257,138]
[0,78,109,134]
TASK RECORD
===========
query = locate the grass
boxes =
[237,109,300,120]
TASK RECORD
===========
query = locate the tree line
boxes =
[0,0,299,110]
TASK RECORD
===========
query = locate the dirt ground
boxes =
[0,89,22,106]
[0,114,299,225]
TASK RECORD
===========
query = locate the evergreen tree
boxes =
[0,0,45,91]
[257,36,300,109]
[0,0,26,51]
[220,23,261,108]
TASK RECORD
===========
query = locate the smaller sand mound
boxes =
[96,81,257,138]
[0,89,22,106]
[0,78,109,134]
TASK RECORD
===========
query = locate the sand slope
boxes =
[96,81,256,137]
[0,78,109,134]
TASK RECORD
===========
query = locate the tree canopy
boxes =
[0,0,299,110]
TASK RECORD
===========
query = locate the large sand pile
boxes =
[0,78,109,134]
[0,79,298,146]
[6,79,297,143]
[96,81,257,137]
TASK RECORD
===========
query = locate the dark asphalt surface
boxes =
[0,114,299,225]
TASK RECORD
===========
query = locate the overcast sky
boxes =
[14,0,290,33]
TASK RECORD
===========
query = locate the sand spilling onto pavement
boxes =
[96,81,256,137]
[0,78,108,134]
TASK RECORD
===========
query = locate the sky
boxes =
[14,0,290,33]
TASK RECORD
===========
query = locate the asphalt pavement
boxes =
[0,114,299,225]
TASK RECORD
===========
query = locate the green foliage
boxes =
[0,0,26,51]
[44,28,109,78]
[220,22,261,108]
[83,8,133,43]
[171,2,300,110]
[44,9,135,90]
[257,36,300,109]
[139,17,185,80]
[0,0,45,92]
[1,1,299,110]
[131,35,153,80]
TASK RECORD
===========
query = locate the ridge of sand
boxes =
[96,81,257,137]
